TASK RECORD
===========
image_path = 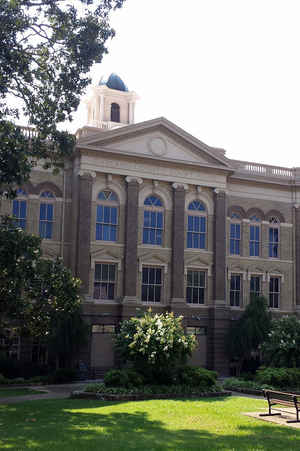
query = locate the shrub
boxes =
[261,316,300,367]
[222,377,273,391]
[115,310,196,383]
[84,383,222,395]
[104,369,144,388]
[255,367,300,389]
[177,366,218,389]
[48,368,76,384]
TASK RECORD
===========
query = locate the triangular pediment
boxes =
[185,254,210,267]
[91,248,121,260]
[138,252,169,265]
[77,117,232,171]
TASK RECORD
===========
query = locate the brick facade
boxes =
[4,110,300,375]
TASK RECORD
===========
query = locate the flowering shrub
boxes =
[261,315,300,367]
[115,310,197,383]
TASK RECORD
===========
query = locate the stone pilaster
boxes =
[123,177,142,303]
[213,189,226,303]
[76,171,95,294]
[209,189,229,375]
[171,183,187,304]
[295,205,300,306]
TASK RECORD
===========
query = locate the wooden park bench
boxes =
[260,389,300,423]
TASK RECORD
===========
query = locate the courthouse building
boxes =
[2,73,300,375]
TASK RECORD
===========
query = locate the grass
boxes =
[1,396,300,450]
[0,388,46,398]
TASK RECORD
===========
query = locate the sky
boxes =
[71,0,300,168]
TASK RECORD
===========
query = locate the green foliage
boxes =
[0,221,87,366]
[222,377,274,391]
[0,0,126,195]
[176,366,218,388]
[115,310,197,383]
[261,315,300,367]
[255,367,300,389]
[104,369,144,388]
[0,358,50,379]
[84,383,222,396]
[0,217,41,327]
[48,368,77,384]
[226,296,271,371]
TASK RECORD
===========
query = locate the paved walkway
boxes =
[0,381,99,405]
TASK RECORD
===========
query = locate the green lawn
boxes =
[0,396,300,450]
[0,388,46,398]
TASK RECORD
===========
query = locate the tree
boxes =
[115,310,197,383]
[0,216,41,330]
[226,296,271,375]
[0,0,126,196]
[261,315,300,368]
[25,258,88,367]
[0,219,87,366]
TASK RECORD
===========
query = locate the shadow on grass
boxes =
[0,398,300,451]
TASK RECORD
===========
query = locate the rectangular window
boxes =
[269,277,280,308]
[269,227,279,258]
[39,203,53,239]
[187,216,206,249]
[249,225,260,256]
[92,325,116,334]
[143,210,163,245]
[142,267,162,303]
[230,223,240,255]
[93,263,116,300]
[12,200,27,230]
[250,275,261,299]
[230,274,242,307]
[96,205,118,241]
[186,326,207,335]
[186,270,206,304]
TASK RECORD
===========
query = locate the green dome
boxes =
[99,73,128,92]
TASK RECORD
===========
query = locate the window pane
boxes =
[194,216,200,232]
[97,205,103,222]
[157,212,163,228]
[103,206,110,223]
[40,203,46,220]
[199,234,205,249]
[144,211,150,227]
[46,204,53,221]
[20,201,26,218]
[102,264,108,281]
[149,268,155,284]
[187,232,192,248]
[154,286,161,302]
[95,264,101,281]
[200,217,206,233]
[142,268,148,284]
[111,207,117,225]
[109,265,115,282]
[188,215,193,231]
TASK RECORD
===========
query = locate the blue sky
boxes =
[72,0,300,168]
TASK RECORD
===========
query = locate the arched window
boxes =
[143,195,164,245]
[269,216,279,258]
[12,189,27,230]
[230,213,241,255]
[249,215,260,257]
[187,200,206,249]
[111,103,120,123]
[96,190,118,241]
[39,191,54,239]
